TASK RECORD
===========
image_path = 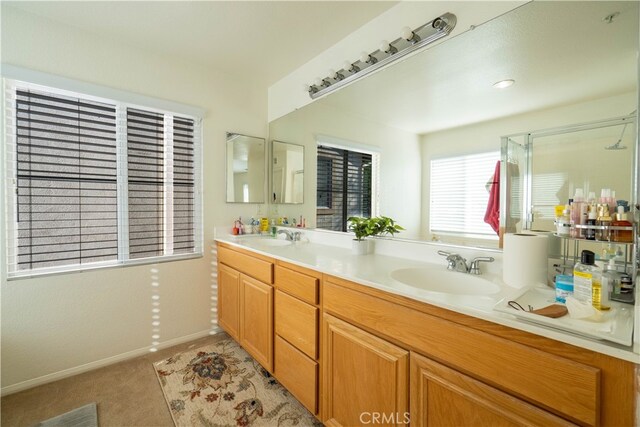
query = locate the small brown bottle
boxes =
[612,206,633,243]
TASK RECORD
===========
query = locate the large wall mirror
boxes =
[268,1,639,249]
[272,140,304,204]
[226,133,266,203]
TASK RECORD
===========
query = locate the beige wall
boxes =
[1,6,267,392]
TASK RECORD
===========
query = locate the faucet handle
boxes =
[468,257,495,275]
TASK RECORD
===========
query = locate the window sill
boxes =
[6,252,204,281]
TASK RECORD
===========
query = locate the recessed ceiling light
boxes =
[493,79,515,89]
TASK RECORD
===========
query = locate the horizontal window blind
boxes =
[14,89,118,270]
[430,151,499,236]
[316,145,373,232]
[172,117,195,254]
[5,80,203,278]
[127,108,164,259]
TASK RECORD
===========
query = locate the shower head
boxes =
[605,123,629,150]
[605,141,627,150]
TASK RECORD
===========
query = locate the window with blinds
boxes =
[5,80,202,277]
[15,89,118,270]
[316,145,373,232]
[429,151,500,237]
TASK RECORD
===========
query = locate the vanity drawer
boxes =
[218,245,273,284]
[275,290,318,359]
[275,263,319,304]
[275,334,318,415]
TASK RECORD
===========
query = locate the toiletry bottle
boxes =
[232,220,239,236]
[602,258,623,305]
[557,205,571,236]
[596,204,612,241]
[260,217,269,233]
[570,189,585,238]
[271,219,277,237]
[612,206,633,243]
[555,275,574,304]
[573,250,603,309]
[585,207,597,240]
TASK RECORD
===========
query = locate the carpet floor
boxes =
[1,333,229,427]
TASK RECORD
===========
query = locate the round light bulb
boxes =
[328,69,337,79]
[303,83,311,91]
[343,61,352,71]
[402,26,414,40]
[360,52,370,63]
[380,40,390,52]
[315,78,323,87]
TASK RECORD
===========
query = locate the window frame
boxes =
[3,77,204,280]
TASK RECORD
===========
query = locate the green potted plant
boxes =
[347,216,404,254]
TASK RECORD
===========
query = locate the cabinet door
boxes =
[218,263,240,341]
[323,314,408,427]
[240,274,274,372]
[410,352,576,427]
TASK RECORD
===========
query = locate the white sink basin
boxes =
[251,239,293,248]
[390,268,500,295]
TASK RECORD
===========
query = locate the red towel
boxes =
[484,161,500,234]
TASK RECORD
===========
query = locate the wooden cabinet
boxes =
[410,352,575,427]
[323,275,634,426]
[217,242,635,426]
[218,263,241,341]
[273,261,322,416]
[217,243,274,372]
[240,275,273,371]
[323,313,408,427]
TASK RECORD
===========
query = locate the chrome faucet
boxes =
[438,251,469,273]
[468,257,495,275]
[277,229,302,241]
[437,251,494,275]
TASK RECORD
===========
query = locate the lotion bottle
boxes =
[570,188,585,237]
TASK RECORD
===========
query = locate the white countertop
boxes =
[215,233,639,364]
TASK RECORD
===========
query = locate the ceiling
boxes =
[3,1,397,86]
[318,1,639,134]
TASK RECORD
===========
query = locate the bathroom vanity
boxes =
[215,235,637,426]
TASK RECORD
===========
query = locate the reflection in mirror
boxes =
[272,140,304,204]
[527,117,634,233]
[226,133,266,203]
[268,1,638,249]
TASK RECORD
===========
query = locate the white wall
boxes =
[267,1,525,122]
[269,100,422,239]
[420,92,637,243]
[1,6,267,392]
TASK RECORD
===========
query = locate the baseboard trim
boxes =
[1,327,221,396]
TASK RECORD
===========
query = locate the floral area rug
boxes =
[154,336,321,426]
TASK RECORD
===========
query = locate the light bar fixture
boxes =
[307,13,457,99]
